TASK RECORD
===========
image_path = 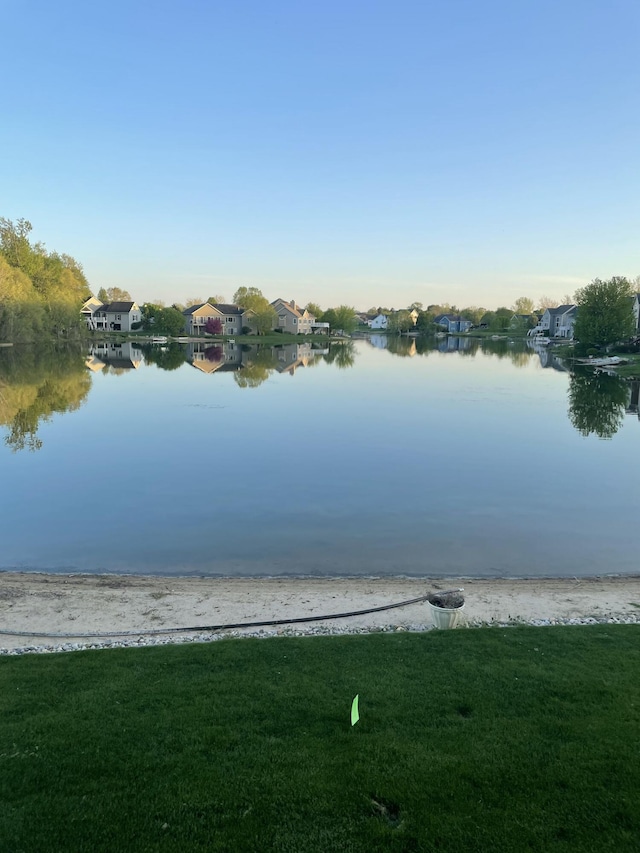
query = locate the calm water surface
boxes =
[0,337,638,578]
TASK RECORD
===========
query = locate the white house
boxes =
[529,304,578,340]
[369,314,388,330]
[633,293,640,332]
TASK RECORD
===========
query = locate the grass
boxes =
[1,626,640,852]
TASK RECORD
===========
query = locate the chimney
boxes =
[291,299,296,310]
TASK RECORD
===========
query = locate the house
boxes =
[633,294,640,332]
[86,301,142,332]
[186,340,246,373]
[510,313,535,330]
[81,296,104,328]
[272,343,328,375]
[87,341,143,369]
[182,302,253,336]
[369,313,389,330]
[271,299,315,334]
[434,314,472,333]
[528,304,578,339]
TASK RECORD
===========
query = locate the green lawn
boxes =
[1,626,639,852]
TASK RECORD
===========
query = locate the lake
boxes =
[0,336,638,578]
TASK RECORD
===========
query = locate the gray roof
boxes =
[183,302,248,316]
[548,304,577,316]
[99,301,136,313]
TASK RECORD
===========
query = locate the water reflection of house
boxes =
[187,340,247,374]
[273,343,328,375]
[368,334,388,350]
[87,342,143,370]
[437,336,472,353]
[526,340,569,372]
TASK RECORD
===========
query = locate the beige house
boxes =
[182,302,254,336]
[271,298,315,334]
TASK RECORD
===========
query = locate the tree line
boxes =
[0,218,91,342]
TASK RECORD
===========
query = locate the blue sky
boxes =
[2,0,638,309]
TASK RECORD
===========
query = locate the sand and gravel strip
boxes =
[1,573,639,654]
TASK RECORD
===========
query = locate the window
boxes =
[227,317,233,322]
[117,314,121,320]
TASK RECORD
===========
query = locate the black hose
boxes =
[0,592,437,640]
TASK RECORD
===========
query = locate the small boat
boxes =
[151,336,168,343]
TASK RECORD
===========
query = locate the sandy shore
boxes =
[1,573,639,651]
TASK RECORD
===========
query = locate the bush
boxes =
[131,321,142,331]
[241,326,252,335]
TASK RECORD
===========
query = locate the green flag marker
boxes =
[351,694,360,726]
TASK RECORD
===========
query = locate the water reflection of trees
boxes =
[0,346,91,452]
[323,341,356,369]
[568,370,630,439]
[233,348,279,388]
[141,343,187,371]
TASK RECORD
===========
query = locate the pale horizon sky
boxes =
[2,0,638,311]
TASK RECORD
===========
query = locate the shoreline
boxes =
[1,573,639,654]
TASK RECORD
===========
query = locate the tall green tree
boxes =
[323,305,357,334]
[573,277,635,346]
[98,286,132,302]
[305,302,323,320]
[512,296,535,315]
[233,286,276,333]
[388,310,414,333]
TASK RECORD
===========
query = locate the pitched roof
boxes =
[183,302,216,315]
[548,304,577,315]
[271,298,309,319]
[99,301,136,313]
[211,303,249,315]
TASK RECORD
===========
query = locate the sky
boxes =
[2,0,639,310]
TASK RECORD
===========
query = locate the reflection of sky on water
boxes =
[0,340,638,577]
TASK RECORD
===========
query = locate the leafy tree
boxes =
[492,308,512,331]
[251,306,277,335]
[185,296,204,308]
[537,296,559,310]
[323,305,357,334]
[205,317,223,335]
[97,286,132,302]
[568,370,629,439]
[0,218,90,341]
[388,310,414,333]
[207,294,226,305]
[233,286,267,312]
[305,302,323,320]
[408,301,423,312]
[159,307,186,336]
[573,277,635,346]
[512,296,535,315]
[142,304,185,335]
[415,311,435,334]
[459,306,486,325]
[232,286,276,333]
